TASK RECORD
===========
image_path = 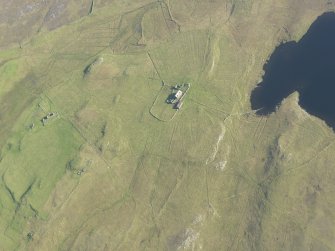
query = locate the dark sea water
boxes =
[250,12,335,130]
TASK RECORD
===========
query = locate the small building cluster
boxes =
[166,83,191,110]
[166,90,182,104]
[166,83,190,110]
[166,90,184,110]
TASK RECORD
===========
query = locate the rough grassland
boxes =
[0,0,335,250]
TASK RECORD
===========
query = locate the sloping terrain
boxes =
[0,0,116,49]
[0,0,335,250]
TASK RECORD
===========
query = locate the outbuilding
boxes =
[174,90,183,100]
[174,101,183,110]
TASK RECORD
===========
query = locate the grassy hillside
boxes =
[0,0,335,250]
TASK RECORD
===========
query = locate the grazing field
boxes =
[1,0,335,250]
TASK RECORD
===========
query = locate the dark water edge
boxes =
[250,12,335,130]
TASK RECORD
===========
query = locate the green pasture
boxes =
[0,1,334,250]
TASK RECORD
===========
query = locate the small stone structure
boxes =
[41,112,57,125]
[174,100,183,110]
